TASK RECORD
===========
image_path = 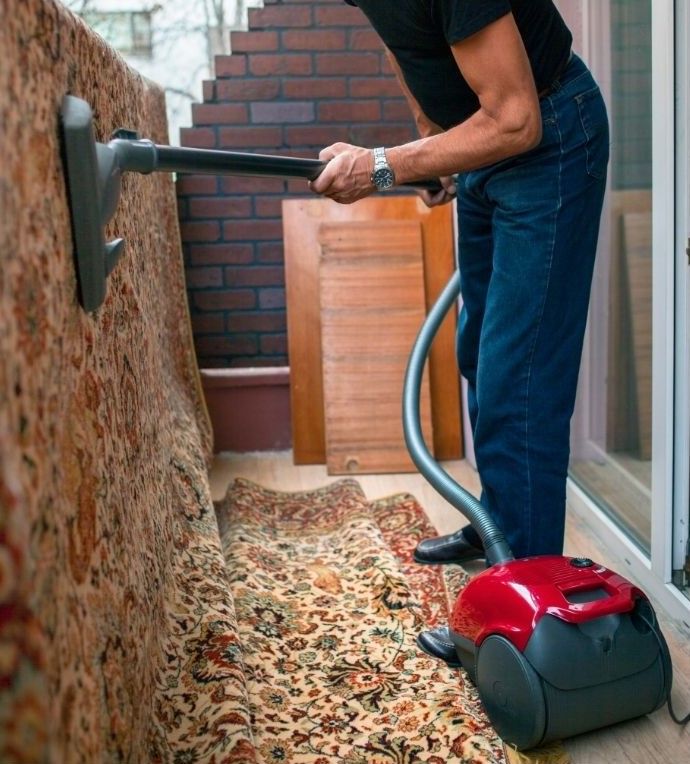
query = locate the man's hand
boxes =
[419,175,457,207]
[309,142,376,204]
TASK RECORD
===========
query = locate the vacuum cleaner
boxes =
[403,269,678,749]
[61,94,684,750]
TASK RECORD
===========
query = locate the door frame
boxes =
[673,0,690,585]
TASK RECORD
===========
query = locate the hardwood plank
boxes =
[318,220,433,473]
[622,211,652,460]
[607,190,652,452]
[282,198,329,464]
[283,197,461,464]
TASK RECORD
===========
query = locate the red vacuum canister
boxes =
[448,555,671,750]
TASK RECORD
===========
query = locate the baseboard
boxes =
[200,367,292,453]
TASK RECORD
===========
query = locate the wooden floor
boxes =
[570,450,652,551]
[210,451,690,764]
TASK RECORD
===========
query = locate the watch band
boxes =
[371,146,395,191]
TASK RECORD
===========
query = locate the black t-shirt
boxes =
[344,0,572,129]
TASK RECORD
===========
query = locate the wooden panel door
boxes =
[622,211,652,460]
[283,196,461,465]
[318,221,433,473]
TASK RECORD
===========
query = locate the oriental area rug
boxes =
[216,477,501,764]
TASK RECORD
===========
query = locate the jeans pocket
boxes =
[575,86,610,180]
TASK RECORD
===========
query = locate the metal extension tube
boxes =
[109,137,442,189]
[108,138,328,180]
[61,95,440,312]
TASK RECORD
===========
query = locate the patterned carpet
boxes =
[216,478,505,764]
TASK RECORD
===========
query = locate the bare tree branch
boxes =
[62,1,254,143]
[164,85,198,101]
[62,0,94,12]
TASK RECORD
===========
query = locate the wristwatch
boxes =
[370,147,395,191]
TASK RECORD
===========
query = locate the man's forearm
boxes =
[310,16,541,204]
[387,98,541,185]
[385,44,536,183]
[385,15,542,185]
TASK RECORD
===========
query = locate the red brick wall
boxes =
[177,0,416,368]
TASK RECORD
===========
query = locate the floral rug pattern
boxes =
[0,1,500,759]
[1,3,219,760]
[216,478,504,764]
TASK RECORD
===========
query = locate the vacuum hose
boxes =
[402,269,514,566]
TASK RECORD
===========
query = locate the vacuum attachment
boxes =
[60,95,119,312]
[60,95,442,313]
[59,95,328,312]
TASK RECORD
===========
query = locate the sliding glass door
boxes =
[569,0,654,552]
[565,0,690,616]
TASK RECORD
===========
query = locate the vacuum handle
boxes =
[109,138,443,191]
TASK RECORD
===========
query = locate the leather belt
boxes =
[538,50,573,99]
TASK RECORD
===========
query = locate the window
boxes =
[83,10,154,59]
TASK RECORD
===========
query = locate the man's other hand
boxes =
[419,176,457,207]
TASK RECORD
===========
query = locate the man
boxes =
[310,1,609,665]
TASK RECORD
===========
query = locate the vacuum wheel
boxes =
[476,634,547,750]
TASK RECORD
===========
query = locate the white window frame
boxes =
[673,0,690,586]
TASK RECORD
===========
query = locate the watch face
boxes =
[373,167,395,190]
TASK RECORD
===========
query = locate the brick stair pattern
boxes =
[177,0,417,368]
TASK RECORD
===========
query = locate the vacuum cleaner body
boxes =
[403,271,673,750]
[448,555,672,750]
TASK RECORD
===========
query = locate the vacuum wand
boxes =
[60,94,441,312]
[112,137,443,191]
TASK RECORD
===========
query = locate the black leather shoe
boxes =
[416,625,462,668]
[413,528,484,565]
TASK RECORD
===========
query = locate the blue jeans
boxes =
[456,54,609,559]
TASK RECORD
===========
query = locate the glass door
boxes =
[569,0,654,553]
[566,0,690,617]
